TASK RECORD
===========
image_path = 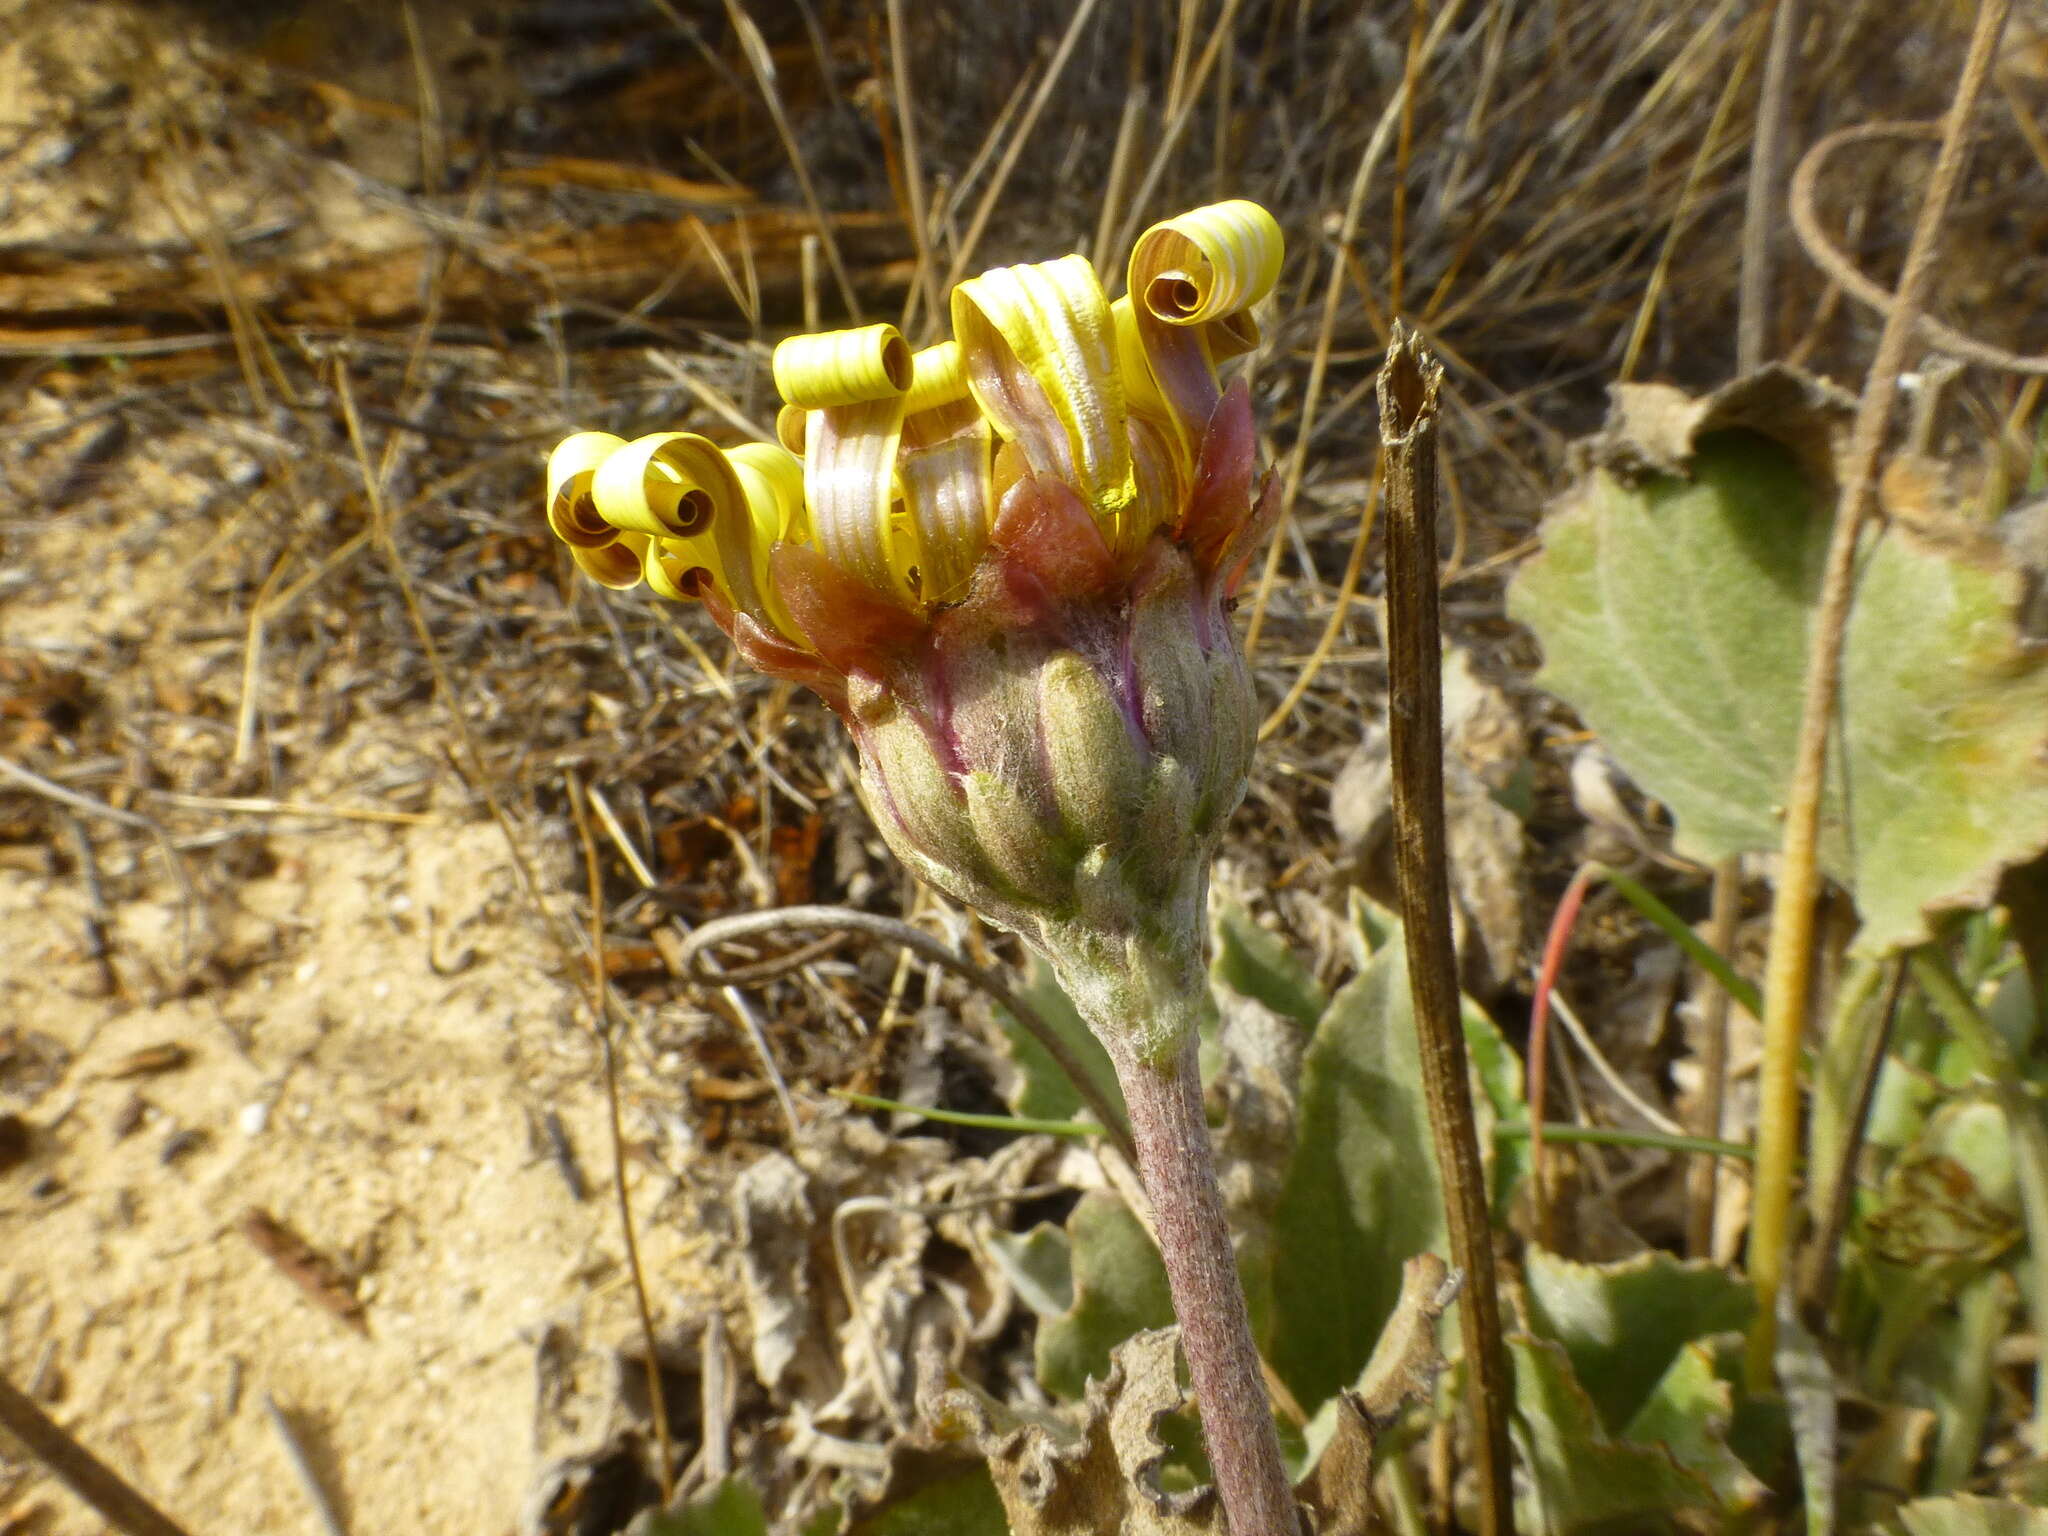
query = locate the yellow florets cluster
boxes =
[544,200,1283,655]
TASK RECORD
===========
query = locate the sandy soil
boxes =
[0,441,725,1533]
[0,7,732,1530]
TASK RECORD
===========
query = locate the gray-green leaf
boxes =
[1511,1335,1718,1533]
[1622,1338,1766,1513]
[1036,1192,1174,1400]
[1212,901,1327,1031]
[994,954,1124,1126]
[1508,382,2048,956]
[1267,902,1445,1410]
[1522,1247,1753,1431]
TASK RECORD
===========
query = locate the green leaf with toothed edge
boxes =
[1522,1247,1754,1432]
[1034,1192,1174,1400]
[1896,1497,2048,1536]
[1508,412,2048,957]
[1510,1335,1720,1533]
[1212,901,1327,1031]
[1623,1337,1767,1514]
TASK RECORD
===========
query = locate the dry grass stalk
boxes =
[718,0,864,322]
[1747,0,2018,1385]
[0,210,910,340]
[568,775,677,1506]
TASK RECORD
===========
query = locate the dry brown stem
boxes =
[1378,324,1515,1536]
[0,1373,195,1536]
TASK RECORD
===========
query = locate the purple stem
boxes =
[1116,1035,1298,1535]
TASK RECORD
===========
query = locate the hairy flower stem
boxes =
[1115,1032,1297,1535]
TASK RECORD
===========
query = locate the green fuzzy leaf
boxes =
[1522,1247,1753,1431]
[1036,1192,1174,1400]
[1623,1338,1767,1513]
[1462,996,1529,1223]
[843,1466,1009,1536]
[1267,902,1445,1410]
[1508,408,2048,955]
[633,1479,769,1536]
[992,954,1124,1127]
[1896,1496,2048,1536]
[988,1222,1075,1320]
[1212,902,1327,1031]
[1511,1334,1718,1533]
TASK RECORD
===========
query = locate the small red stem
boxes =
[1528,862,1597,1249]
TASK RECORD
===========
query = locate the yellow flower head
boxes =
[544,200,1282,704]
[545,202,1286,1042]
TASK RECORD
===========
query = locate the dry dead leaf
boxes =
[923,1255,1457,1536]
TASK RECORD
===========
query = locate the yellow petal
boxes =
[1111,297,1167,421]
[952,254,1134,523]
[1120,413,1188,555]
[804,395,917,605]
[546,431,628,549]
[773,323,913,408]
[728,440,807,545]
[727,440,809,637]
[1125,200,1283,456]
[572,530,650,590]
[902,340,969,416]
[775,402,808,455]
[590,433,764,614]
[1129,200,1283,327]
[641,536,698,601]
[898,395,993,604]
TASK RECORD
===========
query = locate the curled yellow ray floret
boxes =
[569,533,646,590]
[902,340,968,416]
[775,402,808,455]
[593,432,772,616]
[1111,297,1165,420]
[727,440,807,545]
[767,324,923,606]
[772,323,913,408]
[547,431,629,549]
[952,254,1134,522]
[545,201,1284,630]
[1124,200,1284,460]
[802,395,917,604]
[593,432,728,539]
[1128,199,1283,328]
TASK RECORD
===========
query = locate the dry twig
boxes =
[1378,324,1514,1536]
[0,1373,194,1536]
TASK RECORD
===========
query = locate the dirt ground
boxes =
[0,355,691,1534]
